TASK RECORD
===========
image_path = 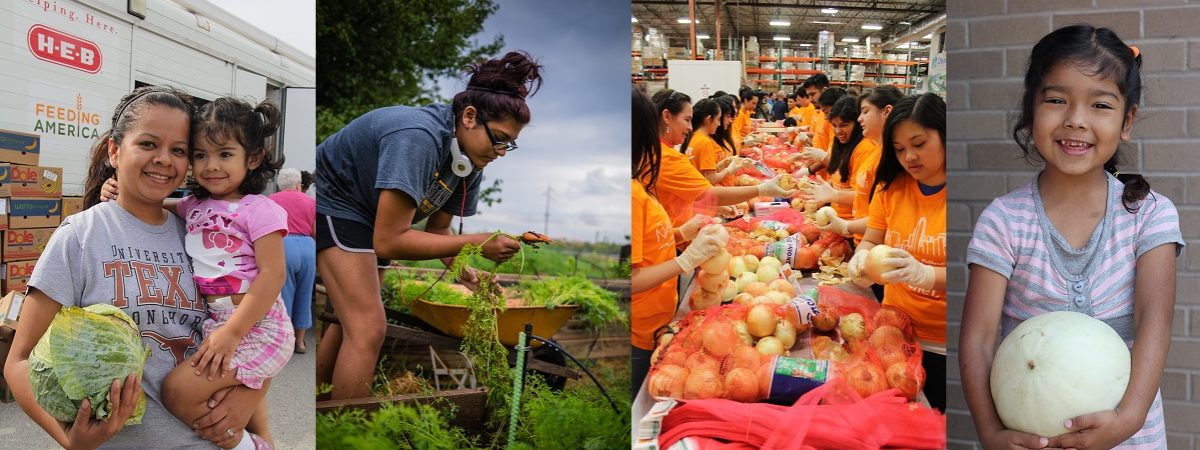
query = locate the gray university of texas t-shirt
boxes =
[28,200,210,449]
[315,104,483,227]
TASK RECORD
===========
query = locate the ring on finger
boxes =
[226,428,236,438]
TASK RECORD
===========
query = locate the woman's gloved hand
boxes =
[675,226,724,273]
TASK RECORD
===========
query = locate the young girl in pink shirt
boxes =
[161,97,293,450]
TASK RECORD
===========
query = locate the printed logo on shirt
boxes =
[142,329,201,365]
[418,169,456,215]
[103,245,200,312]
[885,217,946,298]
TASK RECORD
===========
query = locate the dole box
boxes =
[3,228,54,262]
[8,198,61,229]
[7,165,61,198]
[3,259,35,294]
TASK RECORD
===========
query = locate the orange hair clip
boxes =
[1129,45,1140,58]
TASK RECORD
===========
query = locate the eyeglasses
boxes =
[480,118,518,152]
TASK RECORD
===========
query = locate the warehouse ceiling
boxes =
[632,0,946,53]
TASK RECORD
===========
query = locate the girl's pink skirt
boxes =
[202,296,295,389]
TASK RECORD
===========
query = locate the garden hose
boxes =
[506,324,533,448]
[526,334,623,418]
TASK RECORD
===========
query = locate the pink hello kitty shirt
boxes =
[177,194,289,295]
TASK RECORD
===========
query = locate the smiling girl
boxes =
[962,25,1179,449]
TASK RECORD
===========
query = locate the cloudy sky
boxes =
[207,0,316,58]
[435,1,631,244]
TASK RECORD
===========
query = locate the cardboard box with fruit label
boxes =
[8,198,60,229]
[0,129,39,167]
[3,259,34,294]
[8,165,62,198]
[62,196,83,218]
[3,228,54,262]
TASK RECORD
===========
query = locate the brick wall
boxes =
[948,2,1200,449]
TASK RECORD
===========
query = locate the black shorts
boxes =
[315,213,390,269]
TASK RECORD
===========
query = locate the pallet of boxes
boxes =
[0,128,81,402]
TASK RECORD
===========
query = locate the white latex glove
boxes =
[880,248,937,291]
[847,249,870,281]
[798,179,837,204]
[675,226,724,273]
[817,215,851,236]
[757,174,798,198]
[717,205,739,219]
[800,147,827,166]
[677,214,715,241]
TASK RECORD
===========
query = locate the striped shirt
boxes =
[967,172,1181,449]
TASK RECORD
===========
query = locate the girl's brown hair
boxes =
[187,97,284,198]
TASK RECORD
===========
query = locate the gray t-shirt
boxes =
[28,200,209,449]
[315,104,483,227]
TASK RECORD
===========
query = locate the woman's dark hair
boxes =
[871,94,946,202]
[633,87,662,192]
[451,51,543,125]
[783,117,798,127]
[84,85,194,209]
[827,96,864,183]
[712,96,738,154]
[187,97,283,198]
[680,98,720,153]
[738,86,757,102]
[1013,24,1148,211]
[818,87,847,108]
[651,89,691,134]
[300,170,313,192]
[861,85,904,111]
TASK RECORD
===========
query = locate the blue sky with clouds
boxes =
[435,0,631,244]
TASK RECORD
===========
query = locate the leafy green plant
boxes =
[517,276,626,332]
[316,402,484,450]
[511,377,631,450]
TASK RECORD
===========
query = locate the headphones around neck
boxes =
[448,137,473,177]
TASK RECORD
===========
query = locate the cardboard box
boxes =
[4,228,53,261]
[3,260,34,294]
[8,198,60,229]
[0,129,39,166]
[8,165,62,198]
[0,291,23,330]
[62,196,83,218]
[0,199,9,231]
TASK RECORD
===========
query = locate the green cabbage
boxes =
[27,304,149,424]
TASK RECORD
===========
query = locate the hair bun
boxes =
[466,51,543,99]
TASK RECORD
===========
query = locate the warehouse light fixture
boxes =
[773,36,791,41]
[841,37,860,43]
[770,20,791,26]
[697,34,710,39]
[677,18,700,24]
[922,33,932,39]
[799,43,813,47]
[810,20,843,25]
[899,21,911,25]
[861,24,883,30]
[821,8,838,14]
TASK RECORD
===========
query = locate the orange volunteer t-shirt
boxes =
[798,104,817,127]
[814,114,835,152]
[687,132,733,186]
[631,180,678,350]
[827,138,878,222]
[734,110,752,140]
[851,138,882,242]
[867,175,946,345]
[648,142,713,228]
